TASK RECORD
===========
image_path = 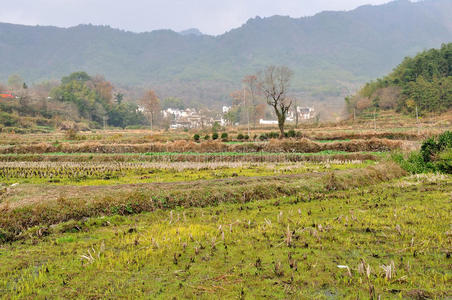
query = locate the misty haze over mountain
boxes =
[0,0,451,109]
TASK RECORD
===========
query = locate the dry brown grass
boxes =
[0,138,402,154]
[0,152,379,163]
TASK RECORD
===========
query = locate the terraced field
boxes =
[0,173,450,299]
[0,125,451,298]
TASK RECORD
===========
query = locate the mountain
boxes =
[179,28,203,36]
[0,0,451,109]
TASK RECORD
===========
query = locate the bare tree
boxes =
[291,97,299,128]
[258,66,294,138]
[141,90,161,131]
[243,75,260,128]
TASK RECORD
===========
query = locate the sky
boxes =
[0,0,398,35]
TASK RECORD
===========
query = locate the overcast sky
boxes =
[0,0,398,35]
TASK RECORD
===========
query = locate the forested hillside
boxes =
[0,0,451,107]
[346,43,452,115]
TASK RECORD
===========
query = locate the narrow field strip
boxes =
[0,138,403,154]
[0,160,374,186]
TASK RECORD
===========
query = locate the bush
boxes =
[237,133,244,140]
[221,133,228,141]
[212,132,219,140]
[420,131,452,162]
[436,149,452,173]
[269,132,280,139]
[65,128,79,140]
[204,134,210,140]
[193,134,200,142]
[244,134,250,140]
[437,131,452,149]
[396,131,452,174]
[392,152,429,174]
[0,112,18,127]
[420,138,438,162]
[287,129,296,138]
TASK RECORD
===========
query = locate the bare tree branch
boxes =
[258,65,294,138]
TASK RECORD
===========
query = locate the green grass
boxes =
[314,139,352,143]
[0,174,450,299]
[0,150,383,157]
[0,161,375,186]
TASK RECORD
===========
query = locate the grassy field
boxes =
[0,174,450,299]
[0,160,375,186]
[0,114,451,299]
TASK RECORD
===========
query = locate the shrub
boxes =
[204,134,210,140]
[65,128,79,140]
[420,138,438,162]
[287,129,296,138]
[212,132,219,140]
[244,134,250,140]
[437,131,452,149]
[392,152,429,174]
[436,149,452,173]
[237,133,244,140]
[420,131,452,162]
[0,112,18,127]
[269,132,280,139]
[221,133,228,141]
[396,131,452,174]
[193,134,200,142]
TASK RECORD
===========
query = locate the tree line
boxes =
[0,72,189,130]
[1,65,297,136]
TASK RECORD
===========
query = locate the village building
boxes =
[0,92,16,99]
[297,107,315,120]
[163,108,214,129]
[259,107,314,126]
[259,119,279,125]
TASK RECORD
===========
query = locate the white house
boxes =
[259,119,279,125]
[162,108,215,129]
[297,107,315,120]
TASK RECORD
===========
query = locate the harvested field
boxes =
[1,115,451,299]
[0,162,405,241]
[0,171,450,299]
[0,138,403,154]
[0,151,379,162]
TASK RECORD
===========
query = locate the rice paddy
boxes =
[0,125,451,299]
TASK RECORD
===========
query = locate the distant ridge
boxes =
[179,28,203,36]
[0,0,451,107]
